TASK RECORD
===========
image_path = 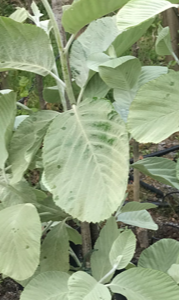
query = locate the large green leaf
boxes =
[109,230,136,269]
[110,267,179,300]
[116,0,177,31]
[127,71,179,143]
[0,17,54,75]
[62,0,129,34]
[0,90,16,169]
[70,17,120,88]
[43,98,129,222]
[20,271,69,300]
[83,73,110,100]
[138,239,179,273]
[0,204,41,280]
[9,110,58,184]
[155,25,173,56]
[112,18,154,57]
[133,157,179,189]
[120,202,157,213]
[40,220,69,272]
[68,271,111,300]
[113,66,168,122]
[117,210,158,230]
[99,56,141,89]
[91,217,119,283]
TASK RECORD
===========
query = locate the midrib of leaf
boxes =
[0,60,50,74]
[72,104,108,193]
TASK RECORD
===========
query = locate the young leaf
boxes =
[155,25,173,56]
[9,7,28,23]
[91,217,119,282]
[110,267,179,300]
[132,157,179,189]
[62,0,129,34]
[0,90,16,169]
[40,220,69,272]
[0,17,54,76]
[167,264,179,284]
[117,210,158,230]
[109,230,136,270]
[68,271,111,300]
[0,204,41,280]
[99,56,141,89]
[9,110,59,184]
[70,17,120,88]
[20,271,70,300]
[138,239,179,273]
[127,71,179,143]
[116,0,177,31]
[43,98,129,222]
[120,202,157,213]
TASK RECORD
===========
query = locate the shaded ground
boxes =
[0,277,21,300]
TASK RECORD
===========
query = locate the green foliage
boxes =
[43,98,129,222]
[0,0,179,299]
[133,157,179,189]
[138,239,179,273]
[127,71,179,143]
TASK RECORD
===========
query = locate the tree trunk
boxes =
[162,8,179,70]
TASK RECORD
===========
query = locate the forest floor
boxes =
[1,134,179,300]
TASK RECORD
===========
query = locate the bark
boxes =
[51,0,67,47]
[162,8,179,70]
[81,222,92,268]
[90,223,99,247]
[36,75,46,110]
[133,140,140,202]
[132,44,149,249]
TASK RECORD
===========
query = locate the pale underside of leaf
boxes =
[133,157,179,189]
[116,0,177,31]
[117,210,158,230]
[127,72,179,143]
[43,99,129,222]
[0,17,54,76]
[0,204,41,280]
